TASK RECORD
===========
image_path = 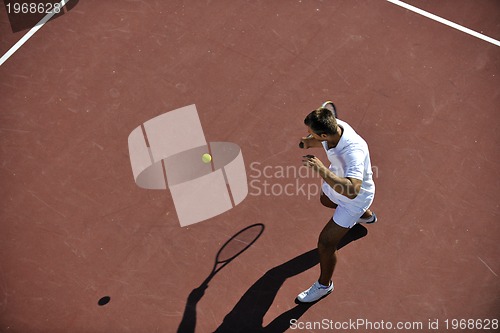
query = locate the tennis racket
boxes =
[321,100,338,118]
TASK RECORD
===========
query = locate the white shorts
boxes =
[322,182,374,228]
[332,205,365,228]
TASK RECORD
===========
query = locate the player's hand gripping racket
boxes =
[298,134,313,149]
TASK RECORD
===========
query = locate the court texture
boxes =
[0,1,499,332]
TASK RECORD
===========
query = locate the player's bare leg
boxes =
[317,218,350,286]
[297,218,349,303]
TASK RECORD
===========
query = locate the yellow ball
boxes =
[202,153,212,164]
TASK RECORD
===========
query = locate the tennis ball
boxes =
[202,153,212,164]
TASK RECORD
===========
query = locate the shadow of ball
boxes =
[98,296,110,306]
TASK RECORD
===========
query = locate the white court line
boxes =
[1,1,497,68]
[0,0,71,67]
[386,0,500,47]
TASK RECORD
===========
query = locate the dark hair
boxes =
[304,107,338,135]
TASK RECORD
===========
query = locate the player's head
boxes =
[304,107,338,140]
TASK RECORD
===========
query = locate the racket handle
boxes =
[299,134,313,148]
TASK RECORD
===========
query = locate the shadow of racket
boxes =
[207,223,265,281]
[177,223,265,333]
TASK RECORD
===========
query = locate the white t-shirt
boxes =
[321,119,375,211]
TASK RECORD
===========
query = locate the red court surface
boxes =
[1,1,499,332]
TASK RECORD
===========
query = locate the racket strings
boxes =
[215,224,264,263]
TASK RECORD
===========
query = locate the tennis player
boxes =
[297,101,377,303]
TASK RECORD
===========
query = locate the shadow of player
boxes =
[177,223,368,333]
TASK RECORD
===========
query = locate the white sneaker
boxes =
[357,212,377,224]
[297,281,334,303]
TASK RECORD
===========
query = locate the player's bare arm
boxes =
[302,155,361,199]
